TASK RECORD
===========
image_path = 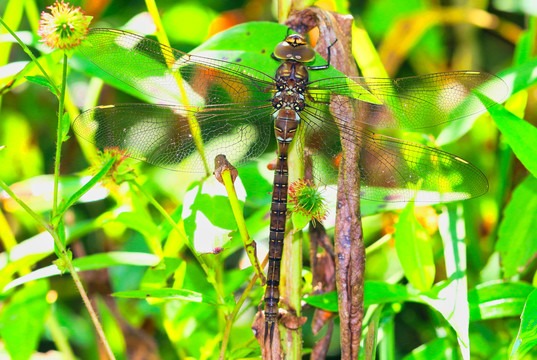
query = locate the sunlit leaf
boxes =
[182,176,245,254]
[25,75,56,94]
[511,289,537,360]
[0,281,49,360]
[113,288,215,304]
[395,201,435,291]
[497,176,537,277]
[483,98,537,178]
[468,281,534,321]
[3,252,160,292]
[304,281,419,312]
[0,175,109,213]
[401,337,452,360]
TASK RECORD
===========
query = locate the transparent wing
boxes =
[78,28,276,105]
[308,71,509,129]
[298,104,488,203]
[73,103,275,173]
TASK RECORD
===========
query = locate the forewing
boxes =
[78,28,275,105]
[308,71,509,129]
[73,103,274,173]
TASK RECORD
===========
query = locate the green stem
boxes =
[221,169,265,284]
[52,53,68,219]
[53,157,116,226]
[0,178,116,360]
[0,16,60,95]
[219,254,269,360]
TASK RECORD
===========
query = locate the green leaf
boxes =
[116,211,160,238]
[1,174,109,213]
[291,211,310,231]
[364,281,419,306]
[3,252,160,292]
[0,281,50,360]
[113,288,215,304]
[513,17,536,65]
[304,281,419,312]
[116,207,163,256]
[468,281,534,321]
[497,176,537,277]
[24,75,56,94]
[499,57,537,94]
[183,176,246,254]
[394,201,435,291]
[140,257,183,289]
[482,98,537,177]
[401,337,452,360]
[511,289,537,360]
[192,21,348,82]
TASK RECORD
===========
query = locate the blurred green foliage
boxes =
[0,0,537,359]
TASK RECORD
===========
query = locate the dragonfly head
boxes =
[273,33,316,63]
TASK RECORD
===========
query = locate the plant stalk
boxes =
[52,53,68,219]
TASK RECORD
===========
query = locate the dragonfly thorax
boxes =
[272,61,308,111]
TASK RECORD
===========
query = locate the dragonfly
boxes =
[73,26,508,340]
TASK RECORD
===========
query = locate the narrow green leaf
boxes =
[481,96,537,177]
[401,338,452,360]
[73,251,161,269]
[0,281,50,360]
[54,158,115,223]
[513,17,536,65]
[304,281,419,312]
[468,281,534,321]
[3,174,109,214]
[497,176,537,277]
[25,75,57,94]
[113,288,215,304]
[3,252,160,292]
[394,202,435,291]
[511,289,537,360]
[116,211,160,238]
[140,257,182,289]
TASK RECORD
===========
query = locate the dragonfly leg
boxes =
[308,38,338,70]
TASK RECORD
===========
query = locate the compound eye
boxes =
[277,84,285,91]
[297,87,304,93]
